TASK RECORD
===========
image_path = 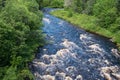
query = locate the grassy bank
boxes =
[51,10,120,49]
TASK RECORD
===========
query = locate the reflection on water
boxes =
[31,9,120,80]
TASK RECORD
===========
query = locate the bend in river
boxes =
[30,9,120,80]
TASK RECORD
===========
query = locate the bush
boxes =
[67,10,73,17]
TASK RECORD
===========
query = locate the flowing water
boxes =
[30,9,120,80]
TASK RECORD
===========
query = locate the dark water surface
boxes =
[31,9,120,80]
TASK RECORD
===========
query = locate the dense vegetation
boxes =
[0,0,44,80]
[51,0,120,49]
[42,0,64,8]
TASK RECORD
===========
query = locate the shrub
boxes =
[67,10,73,17]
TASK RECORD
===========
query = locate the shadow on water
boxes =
[30,8,120,80]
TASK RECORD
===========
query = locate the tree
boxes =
[64,0,73,8]
[84,0,96,14]
[36,0,43,9]
[116,0,120,14]
[93,0,117,28]
[0,0,44,79]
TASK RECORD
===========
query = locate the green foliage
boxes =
[3,66,17,80]
[17,69,34,80]
[0,0,5,11]
[84,0,96,14]
[0,67,8,79]
[97,8,117,28]
[116,0,120,13]
[42,0,64,8]
[66,0,95,14]
[109,17,120,32]
[36,0,43,9]
[113,31,120,43]
[92,0,118,28]
[73,0,82,13]
[93,0,116,16]
[67,10,73,17]
[66,0,83,13]
[0,0,44,79]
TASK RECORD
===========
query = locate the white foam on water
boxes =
[55,72,66,80]
[75,75,83,80]
[104,60,110,65]
[80,34,91,40]
[65,76,73,80]
[66,66,77,72]
[88,44,103,53]
[43,18,51,24]
[41,54,51,64]
[61,39,80,50]
[45,64,57,75]
[79,34,92,45]
[58,21,64,25]
[33,48,83,79]
[66,66,77,77]
[80,34,88,40]
[100,66,120,80]
[42,75,55,80]
[56,49,78,62]
[56,49,70,60]
[111,48,120,58]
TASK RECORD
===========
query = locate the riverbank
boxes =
[51,10,120,49]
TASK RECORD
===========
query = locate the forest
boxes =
[0,0,120,80]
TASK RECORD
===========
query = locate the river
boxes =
[30,8,120,80]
